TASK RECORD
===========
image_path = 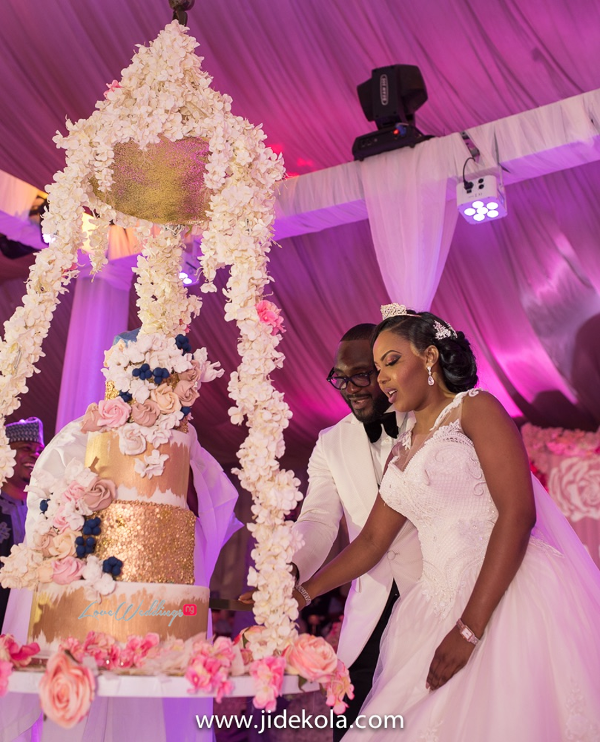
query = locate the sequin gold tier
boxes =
[93,500,196,584]
[84,429,190,507]
[29,581,209,655]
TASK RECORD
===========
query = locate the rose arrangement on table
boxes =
[1,628,353,729]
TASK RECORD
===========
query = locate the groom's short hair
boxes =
[340,323,376,343]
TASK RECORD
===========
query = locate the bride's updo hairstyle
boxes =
[373,309,478,393]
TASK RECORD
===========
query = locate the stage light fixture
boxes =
[457,173,507,224]
[352,65,433,161]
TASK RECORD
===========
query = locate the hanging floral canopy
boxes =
[0,20,302,657]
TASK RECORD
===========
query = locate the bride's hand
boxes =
[426,626,476,690]
[238,589,256,605]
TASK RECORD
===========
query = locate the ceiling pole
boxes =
[169,0,195,25]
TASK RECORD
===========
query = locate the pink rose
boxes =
[549,458,600,521]
[186,638,235,702]
[0,634,40,668]
[178,360,201,384]
[283,634,338,683]
[256,300,285,335]
[82,632,120,670]
[81,479,116,511]
[81,403,103,433]
[174,379,199,407]
[130,400,160,427]
[97,398,131,428]
[0,660,12,698]
[39,651,95,728]
[63,483,87,502]
[58,637,84,663]
[52,557,85,585]
[324,660,354,714]
[150,385,181,415]
[51,506,71,533]
[250,656,286,712]
[119,633,160,669]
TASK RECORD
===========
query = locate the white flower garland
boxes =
[0,21,302,657]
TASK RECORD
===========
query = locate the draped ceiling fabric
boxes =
[1,0,600,482]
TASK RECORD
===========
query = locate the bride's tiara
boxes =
[380,303,414,320]
[380,303,457,340]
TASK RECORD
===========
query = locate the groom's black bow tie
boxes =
[363,412,399,443]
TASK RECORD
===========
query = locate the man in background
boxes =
[292,324,422,738]
[0,417,44,629]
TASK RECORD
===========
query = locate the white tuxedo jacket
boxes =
[292,411,423,667]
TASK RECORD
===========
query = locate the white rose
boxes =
[146,427,171,449]
[118,424,147,456]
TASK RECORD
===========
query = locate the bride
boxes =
[294,304,600,741]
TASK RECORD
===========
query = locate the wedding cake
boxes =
[2,331,226,655]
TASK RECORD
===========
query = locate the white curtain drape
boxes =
[359,133,467,310]
[55,260,132,432]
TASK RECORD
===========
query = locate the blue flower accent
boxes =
[39,499,49,513]
[181,406,192,416]
[82,517,101,536]
[133,363,153,381]
[153,367,170,384]
[175,334,193,354]
[76,533,96,554]
[119,391,133,402]
[103,556,123,576]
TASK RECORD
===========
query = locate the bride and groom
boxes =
[288,304,600,741]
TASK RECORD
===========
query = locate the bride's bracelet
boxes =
[294,583,312,607]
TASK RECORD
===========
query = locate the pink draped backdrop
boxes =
[1,0,600,567]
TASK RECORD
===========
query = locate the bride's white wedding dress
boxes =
[346,391,600,742]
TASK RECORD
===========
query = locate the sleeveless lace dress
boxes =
[345,391,600,742]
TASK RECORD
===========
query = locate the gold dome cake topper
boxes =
[91,136,211,225]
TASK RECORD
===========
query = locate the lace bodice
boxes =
[380,390,498,616]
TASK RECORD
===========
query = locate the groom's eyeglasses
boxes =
[327,368,377,390]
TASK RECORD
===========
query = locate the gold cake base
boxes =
[29,581,209,655]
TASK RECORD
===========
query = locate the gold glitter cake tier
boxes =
[91,135,211,225]
[29,581,209,654]
[93,500,196,584]
[84,429,189,502]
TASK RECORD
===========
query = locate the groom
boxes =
[292,324,422,738]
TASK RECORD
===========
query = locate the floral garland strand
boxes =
[0,157,85,488]
[191,82,304,655]
[199,129,305,656]
[133,224,201,336]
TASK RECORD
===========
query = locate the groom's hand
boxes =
[238,589,256,605]
[426,626,475,690]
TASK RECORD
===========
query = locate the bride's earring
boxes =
[427,366,434,386]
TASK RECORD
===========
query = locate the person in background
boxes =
[0,417,44,629]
